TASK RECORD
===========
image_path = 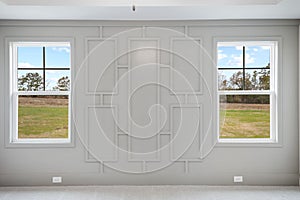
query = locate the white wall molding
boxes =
[0,20,300,28]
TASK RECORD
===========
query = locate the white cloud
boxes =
[218,54,227,60]
[245,53,255,65]
[261,46,270,50]
[227,53,255,66]
[235,46,249,51]
[46,70,68,74]
[47,77,59,82]
[235,46,243,51]
[18,62,38,68]
[253,48,259,52]
[218,50,228,60]
[52,47,70,53]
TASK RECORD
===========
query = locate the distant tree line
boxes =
[219,63,270,104]
[18,73,70,91]
[18,73,70,99]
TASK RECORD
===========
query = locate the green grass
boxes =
[220,109,270,138]
[18,100,269,139]
[18,106,68,138]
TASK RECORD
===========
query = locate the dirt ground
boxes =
[19,96,69,107]
[220,103,270,110]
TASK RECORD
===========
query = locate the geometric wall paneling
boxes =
[159,84,183,132]
[85,38,118,94]
[160,66,170,88]
[128,38,161,139]
[86,106,118,162]
[103,27,143,66]
[128,136,160,161]
[170,105,203,162]
[94,134,145,174]
[112,67,129,133]
[83,27,212,174]
[103,134,144,173]
[129,38,160,67]
[144,26,185,66]
[129,84,160,138]
[145,134,171,172]
[170,38,203,94]
[103,94,113,105]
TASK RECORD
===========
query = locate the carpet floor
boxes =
[0,186,300,200]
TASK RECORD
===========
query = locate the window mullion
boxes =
[43,46,46,91]
[242,46,246,90]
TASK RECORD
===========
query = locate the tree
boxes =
[18,72,43,91]
[258,63,270,90]
[229,71,252,90]
[251,70,259,90]
[218,73,230,90]
[53,76,70,91]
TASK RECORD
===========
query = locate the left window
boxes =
[10,42,71,143]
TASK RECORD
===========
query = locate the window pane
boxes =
[18,95,69,139]
[246,45,270,68]
[45,70,70,91]
[17,47,43,68]
[45,46,70,68]
[217,46,243,69]
[18,70,43,91]
[219,95,270,139]
[218,70,243,90]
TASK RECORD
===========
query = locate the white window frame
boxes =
[9,41,72,145]
[216,41,278,144]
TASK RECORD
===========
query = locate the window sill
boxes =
[5,138,74,148]
[216,138,282,148]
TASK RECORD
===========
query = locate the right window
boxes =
[217,41,277,142]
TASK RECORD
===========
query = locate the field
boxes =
[18,96,68,139]
[219,103,270,138]
[18,97,269,139]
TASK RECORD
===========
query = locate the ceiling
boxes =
[0,0,299,20]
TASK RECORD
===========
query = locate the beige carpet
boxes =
[0,186,300,200]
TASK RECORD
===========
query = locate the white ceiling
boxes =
[0,0,299,20]
[0,0,283,6]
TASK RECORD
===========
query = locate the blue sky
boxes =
[17,44,269,90]
[17,46,70,91]
[218,45,270,68]
[217,45,271,86]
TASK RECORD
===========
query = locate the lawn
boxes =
[18,97,269,139]
[219,103,270,138]
[18,97,68,139]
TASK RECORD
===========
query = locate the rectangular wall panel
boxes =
[87,106,117,162]
[86,39,117,94]
[171,38,202,94]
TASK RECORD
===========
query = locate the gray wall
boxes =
[0,20,299,186]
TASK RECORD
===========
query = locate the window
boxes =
[217,41,277,143]
[10,42,71,143]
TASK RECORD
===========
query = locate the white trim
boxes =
[11,41,70,47]
[218,41,276,47]
[216,40,278,144]
[8,40,73,146]
[11,138,71,144]
[17,91,69,96]
[0,20,299,27]
[218,138,276,143]
[218,90,272,95]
